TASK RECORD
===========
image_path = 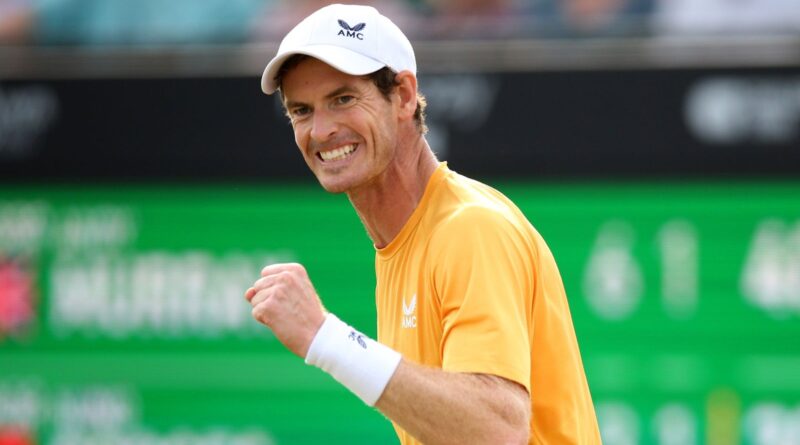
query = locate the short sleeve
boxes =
[429,205,533,393]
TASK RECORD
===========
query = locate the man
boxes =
[245,4,601,444]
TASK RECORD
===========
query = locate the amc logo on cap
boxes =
[337,20,366,40]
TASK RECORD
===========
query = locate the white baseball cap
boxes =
[261,4,416,95]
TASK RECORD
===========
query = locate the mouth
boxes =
[318,143,358,163]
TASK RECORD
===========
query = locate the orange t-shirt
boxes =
[375,163,601,444]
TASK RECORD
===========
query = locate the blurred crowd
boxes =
[0,0,799,46]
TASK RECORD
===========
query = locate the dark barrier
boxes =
[2,66,799,182]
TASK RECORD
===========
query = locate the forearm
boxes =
[300,313,530,444]
[375,360,531,445]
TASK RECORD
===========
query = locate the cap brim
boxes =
[261,44,386,94]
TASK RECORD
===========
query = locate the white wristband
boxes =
[305,313,402,406]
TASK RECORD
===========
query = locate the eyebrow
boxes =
[284,84,360,110]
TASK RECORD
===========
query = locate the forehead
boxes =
[281,57,369,100]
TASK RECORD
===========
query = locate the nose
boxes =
[309,108,337,143]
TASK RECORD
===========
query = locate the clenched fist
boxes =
[245,263,327,358]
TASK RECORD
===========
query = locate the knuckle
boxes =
[251,288,274,307]
[252,301,273,324]
[288,262,306,274]
[277,271,294,285]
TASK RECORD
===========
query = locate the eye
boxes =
[335,95,354,106]
[290,106,311,118]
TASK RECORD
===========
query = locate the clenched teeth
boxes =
[319,144,356,162]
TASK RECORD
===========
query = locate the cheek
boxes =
[293,126,308,153]
[375,115,397,146]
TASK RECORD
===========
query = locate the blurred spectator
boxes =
[0,0,34,44]
[7,0,269,46]
[418,0,531,39]
[253,0,421,41]
[652,0,800,36]
[5,0,799,46]
[528,0,653,37]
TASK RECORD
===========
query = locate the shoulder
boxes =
[434,171,523,227]
[427,202,532,263]
[435,176,528,240]
[441,203,515,234]
[424,168,537,250]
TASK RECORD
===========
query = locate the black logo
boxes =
[348,330,367,349]
[337,20,366,40]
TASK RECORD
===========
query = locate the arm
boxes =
[246,263,530,445]
[377,360,531,445]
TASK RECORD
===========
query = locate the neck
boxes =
[346,135,439,249]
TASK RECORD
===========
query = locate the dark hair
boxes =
[276,55,428,134]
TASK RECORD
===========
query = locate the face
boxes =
[281,58,400,194]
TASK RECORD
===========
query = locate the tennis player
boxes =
[245,4,601,444]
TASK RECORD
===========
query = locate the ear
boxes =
[394,71,418,122]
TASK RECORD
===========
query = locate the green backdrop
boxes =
[1,180,799,444]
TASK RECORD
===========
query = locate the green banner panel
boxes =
[1,181,799,444]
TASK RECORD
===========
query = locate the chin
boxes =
[316,176,354,194]
[314,166,375,194]
[319,183,348,194]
